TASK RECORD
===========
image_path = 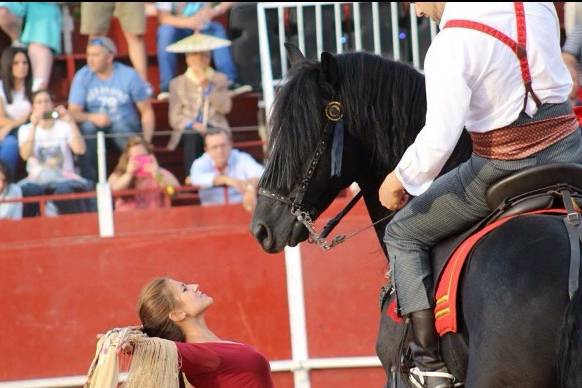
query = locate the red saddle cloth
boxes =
[434,208,566,336]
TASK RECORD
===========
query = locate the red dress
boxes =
[175,341,274,388]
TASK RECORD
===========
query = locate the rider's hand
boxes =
[379,171,409,210]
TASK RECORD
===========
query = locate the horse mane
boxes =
[260,52,428,193]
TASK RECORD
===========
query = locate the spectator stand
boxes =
[0,3,264,210]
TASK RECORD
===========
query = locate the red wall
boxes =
[0,200,387,386]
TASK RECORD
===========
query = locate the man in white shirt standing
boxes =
[189,127,264,212]
[378,3,582,387]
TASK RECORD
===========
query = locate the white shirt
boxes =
[395,2,571,195]
[190,149,265,205]
[0,81,31,120]
[18,120,76,179]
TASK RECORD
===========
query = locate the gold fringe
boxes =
[122,335,180,388]
[85,328,181,388]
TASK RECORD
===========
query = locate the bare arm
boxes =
[209,2,236,19]
[68,103,92,123]
[136,99,155,143]
[55,106,86,155]
[563,52,579,100]
[19,124,37,160]
[0,101,29,129]
[68,103,112,128]
[108,171,134,191]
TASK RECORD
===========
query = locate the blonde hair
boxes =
[114,135,154,176]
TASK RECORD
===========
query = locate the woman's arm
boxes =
[0,100,29,129]
[57,106,86,155]
[108,171,134,191]
[19,121,37,161]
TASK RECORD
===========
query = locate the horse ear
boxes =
[320,51,338,87]
[285,43,306,67]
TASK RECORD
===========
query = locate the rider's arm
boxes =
[394,32,472,196]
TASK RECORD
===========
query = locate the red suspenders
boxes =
[443,2,542,113]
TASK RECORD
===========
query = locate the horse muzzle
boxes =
[252,221,279,253]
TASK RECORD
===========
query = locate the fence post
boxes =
[96,131,115,237]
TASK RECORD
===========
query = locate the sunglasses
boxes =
[89,38,114,53]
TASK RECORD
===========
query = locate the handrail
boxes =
[0,185,205,217]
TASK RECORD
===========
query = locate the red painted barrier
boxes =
[0,199,387,386]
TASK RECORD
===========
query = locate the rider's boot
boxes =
[408,309,455,388]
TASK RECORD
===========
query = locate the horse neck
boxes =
[351,104,472,258]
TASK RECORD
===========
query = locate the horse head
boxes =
[251,44,363,253]
[251,43,433,253]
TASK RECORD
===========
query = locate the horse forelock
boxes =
[259,52,427,194]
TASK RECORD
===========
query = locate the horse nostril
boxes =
[253,222,273,249]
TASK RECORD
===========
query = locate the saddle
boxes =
[381,163,582,385]
[432,163,582,331]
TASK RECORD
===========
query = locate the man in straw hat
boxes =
[166,33,233,174]
[156,2,238,101]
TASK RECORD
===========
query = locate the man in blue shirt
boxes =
[68,37,155,183]
[189,127,264,211]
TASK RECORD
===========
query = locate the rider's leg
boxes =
[384,157,503,388]
[384,128,582,387]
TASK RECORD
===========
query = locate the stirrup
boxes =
[409,367,459,388]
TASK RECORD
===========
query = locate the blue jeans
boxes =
[79,120,140,183]
[19,179,92,215]
[157,21,237,92]
[0,135,19,177]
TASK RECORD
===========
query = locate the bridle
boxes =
[258,99,395,250]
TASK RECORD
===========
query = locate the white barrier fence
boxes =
[258,2,436,116]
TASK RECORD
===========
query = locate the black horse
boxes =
[251,46,582,387]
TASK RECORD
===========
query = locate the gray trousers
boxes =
[384,125,582,315]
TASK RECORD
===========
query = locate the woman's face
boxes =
[167,278,213,318]
[32,92,53,116]
[12,52,29,81]
[186,52,211,71]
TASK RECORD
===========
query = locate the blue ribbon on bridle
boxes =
[330,119,344,177]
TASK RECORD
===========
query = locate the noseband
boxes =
[259,99,385,250]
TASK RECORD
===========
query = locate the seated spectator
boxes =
[166,33,232,174]
[0,160,22,220]
[156,2,238,100]
[108,135,179,211]
[0,47,31,176]
[68,37,154,184]
[189,127,264,212]
[0,2,62,90]
[80,2,151,93]
[562,25,582,105]
[18,90,90,215]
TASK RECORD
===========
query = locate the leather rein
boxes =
[258,100,394,250]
